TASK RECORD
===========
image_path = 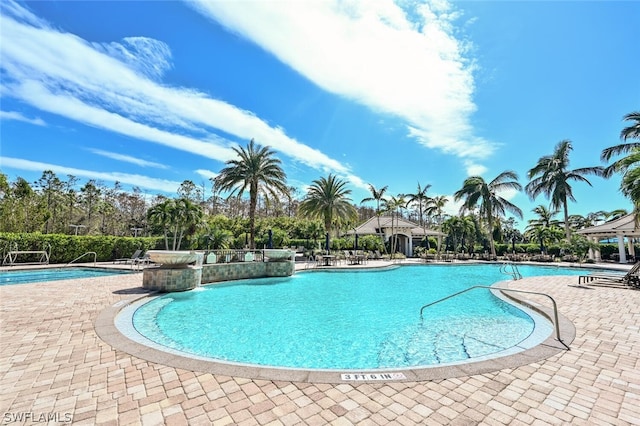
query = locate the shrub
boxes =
[0,233,161,264]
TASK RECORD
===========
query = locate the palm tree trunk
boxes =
[376,210,387,254]
[163,228,169,250]
[563,201,571,242]
[249,184,258,249]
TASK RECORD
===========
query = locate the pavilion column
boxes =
[587,237,595,261]
[628,238,636,261]
[617,234,627,263]
[588,236,601,261]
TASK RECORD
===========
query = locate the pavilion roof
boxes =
[576,213,640,237]
[346,216,446,237]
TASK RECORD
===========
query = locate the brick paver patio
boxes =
[1,263,638,425]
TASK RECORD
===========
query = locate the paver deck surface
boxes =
[1,262,639,425]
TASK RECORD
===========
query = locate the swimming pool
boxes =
[0,267,133,285]
[127,264,592,370]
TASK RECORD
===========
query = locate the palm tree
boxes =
[147,198,204,250]
[606,209,628,221]
[525,205,563,254]
[526,140,604,241]
[454,171,523,258]
[426,195,448,252]
[360,184,389,254]
[214,139,288,249]
[601,113,640,208]
[406,182,432,249]
[147,199,174,250]
[383,194,407,256]
[298,174,357,251]
[601,111,640,176]
[442,215,475,253]
[173,198,204,250]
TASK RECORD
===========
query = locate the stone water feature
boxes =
[142,249,295,292]
[142,250,204,292]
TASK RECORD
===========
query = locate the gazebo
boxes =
[346,216,446,257]
[576,213,639,263]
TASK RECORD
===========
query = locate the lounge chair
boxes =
[133,252,151,268]
[578,261,640,288]
[114,249,142,264]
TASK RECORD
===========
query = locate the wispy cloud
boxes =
[88,148,169,169]
[0,110,46,126]
[189,0,494,164]
[195,169,218,181]
[1,157,181,193]
[0,0,366,189]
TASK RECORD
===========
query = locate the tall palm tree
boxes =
[360,184,389,253]
[425,195,448,252]
[383,194,407,255]
[526,140,604,241]
[454,171,523,257]
[406,183,432,249]
[214,139,288,249]
[298,174,357,251]
[405,182,431,228]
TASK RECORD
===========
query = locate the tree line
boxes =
[0,112,637,256]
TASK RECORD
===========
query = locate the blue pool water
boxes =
[131,264,596,370]
[0,267,132,285]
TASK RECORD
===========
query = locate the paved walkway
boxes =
[1,264,639,425]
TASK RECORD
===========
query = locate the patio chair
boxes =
[114,249,142,264]
[578,261,640,288]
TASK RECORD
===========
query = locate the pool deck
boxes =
[1,260,639,425]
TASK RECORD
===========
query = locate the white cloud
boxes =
[195,169,218,181]
[95,37,173,81]
[464,161,487,176]
[0,110,46,126]
[189,0,495,162]
[0,157,181,193]
[88,148,169,169]
[0,0,366,188]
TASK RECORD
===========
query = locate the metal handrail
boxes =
[66,251,97,266]
[419,285,564,343]
[500,262,522,280]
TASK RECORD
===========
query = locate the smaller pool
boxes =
[0,267,133,285]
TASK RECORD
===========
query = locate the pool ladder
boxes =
[500,262,522,280]
[419,286,567,347]
[65,251,97,267]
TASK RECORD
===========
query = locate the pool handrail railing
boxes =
[66,251,97,267]
[499,262,522,280]
[419,285,565,345]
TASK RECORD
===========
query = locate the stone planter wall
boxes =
[143,266,203,292]
[201,260,294,284]
[143,260,294,292]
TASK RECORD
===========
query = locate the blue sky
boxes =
[1,0,638,230]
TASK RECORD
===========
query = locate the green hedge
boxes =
[0,233,162,264]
